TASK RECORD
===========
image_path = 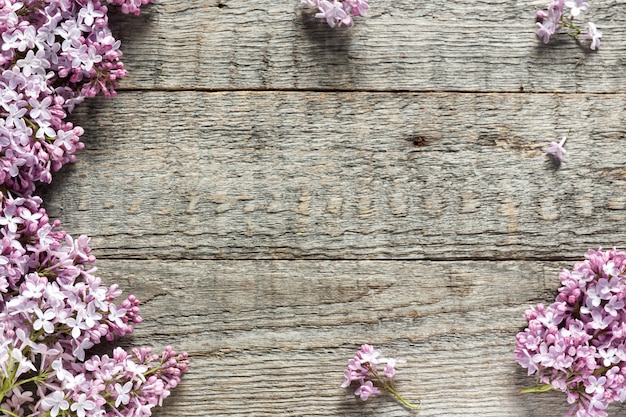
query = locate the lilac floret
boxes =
[546,135,567,162]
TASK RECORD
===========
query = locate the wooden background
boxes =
[38,1,626,416]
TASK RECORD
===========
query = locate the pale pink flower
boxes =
[315,0,353,28]
[354,380,380,400]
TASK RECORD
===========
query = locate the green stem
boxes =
[0,356,19,400]
[143,366,161,377]
[386,384,421,410]
[13,373,46,388]
[520,384,554,394]
[0,407,21,417]
[366,364,420,410]
[561,18,582,38]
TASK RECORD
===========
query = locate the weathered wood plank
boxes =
[102,259,560,353]
[109,0,626,93]
[152,341,576,417]
[41,90,626,260]
[18,2,626,417]
[92,258,616,416]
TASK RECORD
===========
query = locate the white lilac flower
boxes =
[70,393,97,417]
[582,22,602,50]
[565,0,589,17]
[41,391,69,417]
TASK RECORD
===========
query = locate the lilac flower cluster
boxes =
[515,249,626,417]
[302,0,369,28]
[0,193,188,417]
[0,1,189,417]
[341,344,419,409]
[536,0,602,50]
[0,0,152,196]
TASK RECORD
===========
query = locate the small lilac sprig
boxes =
[515,248,626,417]
[546,135,567,163]
[302,0,370,28]
[536,0,602,50]
[341,344,420,409]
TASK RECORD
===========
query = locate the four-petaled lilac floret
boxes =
[355,380,381,400]
[565,0,589,18]
[315,0,354,28]
[581,22,602,50]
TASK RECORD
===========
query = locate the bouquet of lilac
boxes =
[0,194,188,417]
[515,249,626,417]
[302,0,369,28]
[341,344,419,409]
[0,1,189,416]
[536,0,602,50]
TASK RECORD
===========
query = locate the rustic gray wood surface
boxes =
[39,0,626,416]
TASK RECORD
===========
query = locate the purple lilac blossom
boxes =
[546,135,567,162]
[0,0,158,195]
[0,2,189,417]
[342,344,419,409]
[0,193,188,417]
[515,249,626,417]
[302,0,370,28]
[535,0,601,50]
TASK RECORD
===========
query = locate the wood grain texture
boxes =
[96,259,574,417]
[109,0,626,93]
[41,90,626,260]
[34,1,626,415]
